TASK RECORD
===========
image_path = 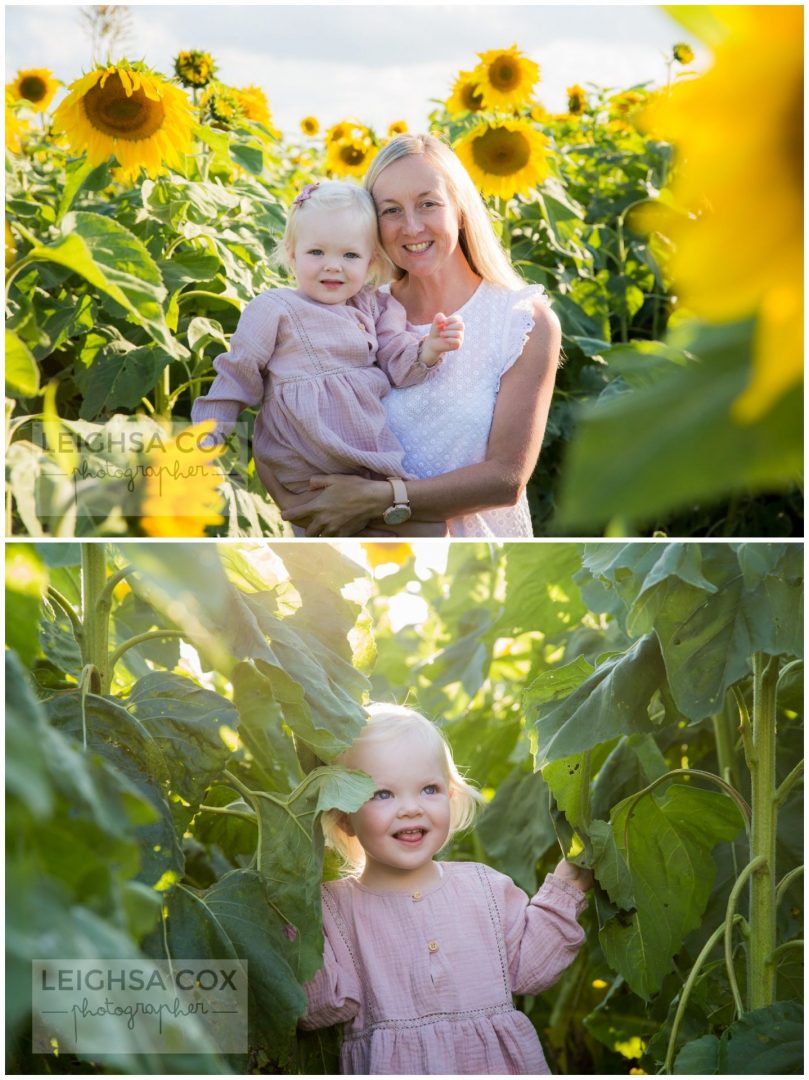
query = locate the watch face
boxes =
[383,505,411,525]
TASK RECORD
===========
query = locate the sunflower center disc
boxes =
[83,74,166,141]
[472,129,532,176]
[463,86,484,111]
[342,145,365,166]
[492,60,519,91]
[20,76,48,103]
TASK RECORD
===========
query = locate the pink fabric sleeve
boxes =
[496,871,588,996]
[298,896,362,1030]
[190,291,281,438]
[370,289,439,389]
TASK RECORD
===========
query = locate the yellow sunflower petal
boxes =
[641,6,802,419]
[52,61,194,184]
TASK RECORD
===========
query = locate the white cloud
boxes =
[6,5,709,135]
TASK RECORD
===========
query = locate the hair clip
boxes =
[293,182,320,206]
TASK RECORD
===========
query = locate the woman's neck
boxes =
[392,255,482,325]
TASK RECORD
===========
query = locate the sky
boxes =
[5,3,709,136]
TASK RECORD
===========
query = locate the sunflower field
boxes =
[5,7,802,538]
[7,539,804,1073]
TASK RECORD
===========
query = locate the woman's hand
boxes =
[553,859,594,892]
[282,474,391,537]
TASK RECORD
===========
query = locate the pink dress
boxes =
[191,287,438,493]
[300,863,587,1075]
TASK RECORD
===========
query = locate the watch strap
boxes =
[386,476,409,508]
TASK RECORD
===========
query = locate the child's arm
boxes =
[298,899,362,1031]
[190,292,281,440]
[420,313,464,367]
[490,864,589,997]
[370,290,463,389]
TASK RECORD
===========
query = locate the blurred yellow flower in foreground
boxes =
[52,62,193,183]
[446,70,486,116]
[140,422,225,538]
[455,118,550,200]
[7,68,59,112]
[642,7,802,420]
[362,543,413,569]
[5,95,28,153]
[300,115,320,136]
[387,119,408,137]
[472,45,540,112]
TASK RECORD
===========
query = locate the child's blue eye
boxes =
[423,784,439,795]
[372,789,392,800]
[345,252,361,259]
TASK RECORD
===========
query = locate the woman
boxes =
[280,133,561,537]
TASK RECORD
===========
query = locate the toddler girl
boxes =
[191,181,463,535]
[304,704,592,1075]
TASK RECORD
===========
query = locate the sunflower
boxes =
[300,115,320,136]
[325,118,369,144]
[387,119,408,137]
[174,50,217,89]
[641,7,802,420]
[672,43,695,65]
[236,84,278,134]
[7,68,59,112]
[566,84,587,116]
[472,45,540,112]
[446,70,486,116]
[326,133,377,177]
[455,118,549,200]
[199,82,243,128]
[362,542,413,569]
[139,422,225,538]
[5,94,28,153]
[52,62,194,183]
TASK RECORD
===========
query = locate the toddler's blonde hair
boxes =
[274,180,394,287]
[321,703,485,875]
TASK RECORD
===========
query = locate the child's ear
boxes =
[339,811,356,837]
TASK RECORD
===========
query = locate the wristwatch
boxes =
[382,477,411,525]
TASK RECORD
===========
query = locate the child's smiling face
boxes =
[290,205,375,305]
[344,732,452,888]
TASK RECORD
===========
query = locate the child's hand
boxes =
[553,859,594,892]
[420,312,465,367]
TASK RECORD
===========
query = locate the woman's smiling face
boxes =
[372,154,462,278]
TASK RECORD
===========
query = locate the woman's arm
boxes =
[283,298,561,536]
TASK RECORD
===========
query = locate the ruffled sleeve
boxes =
[190,290,281,439]
[298,889,362,1030]
[369,288,440,389]
[496,284,551,391]
[490,869,587,996]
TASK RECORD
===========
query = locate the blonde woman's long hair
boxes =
[321,703,485,875]
[364,133,525,290]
